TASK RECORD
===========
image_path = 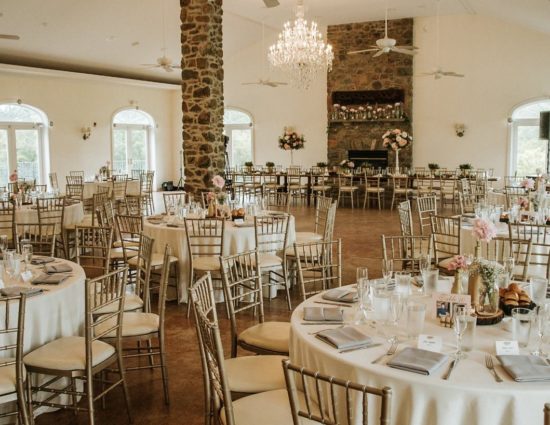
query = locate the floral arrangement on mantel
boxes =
[278,127,305,151]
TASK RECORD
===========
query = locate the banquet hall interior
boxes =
[0,0,549,424]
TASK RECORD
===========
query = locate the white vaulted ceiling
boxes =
[0,0,548,83]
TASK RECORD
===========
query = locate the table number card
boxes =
[495,340,519,355]
[417,335,443,353]
[432,293,471,320]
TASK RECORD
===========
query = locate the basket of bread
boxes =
[499,282,536,315]
[231,208,246,221]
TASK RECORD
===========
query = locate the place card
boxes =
[417,335,443,353]
[234,218,244,224]
[433,293,471,320]
[495,340,519,356]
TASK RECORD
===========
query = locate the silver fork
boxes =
[371,339,398,364]
[485,354,503,383]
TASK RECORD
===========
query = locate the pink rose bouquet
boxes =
[472,218,497,242]
[212,175,225,189]
[517,197,529,210]
[278,128,305,151]
[521,178,535,190]
[382,129,412,151]
[447,255,468,271]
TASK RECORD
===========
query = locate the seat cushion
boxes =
[193,256,220,272]
[0,359,23,397]
[110,247,138,260]
[24,336,115,371]
[224,355,287,393]
[312,185,331,191]
[238,322,290,354]
[247,253,283,268]
[295,231,323,243]
[340,186,358,191]
[128,253,178,268]
[96,312,159,338]
[95,293,143,314]
[220,389,317,425]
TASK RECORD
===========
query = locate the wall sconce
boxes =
[455,123,466,137]
[82,122,97,140]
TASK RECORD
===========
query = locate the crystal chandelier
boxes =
[268,0,333,89]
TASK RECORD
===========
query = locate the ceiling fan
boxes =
[242,22,287,88]
[0,34,19,40]
[347,4,417,57]
[421,0,464,79]
[140,0,180,73]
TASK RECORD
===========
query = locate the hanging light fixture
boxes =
[268,0,333,89]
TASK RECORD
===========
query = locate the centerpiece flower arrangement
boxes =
[206,175,230,218]
[447,255,469,294]
[339,159,355,174]
[521,178,535,190]
[279,127,305,165]
[9,170,17,183]
[382,129,412,173]
[98,161,111,180]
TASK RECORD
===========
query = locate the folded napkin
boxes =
[45,264,72,274]
[315,326,372,350]
[497,355,550,382]
[387,347,448,375]
[0,286,43,297]
[303,307,344,322]
[31,273,68,285]
[233,221,255,228]
[31,256,55,265]
[322,288,357,304]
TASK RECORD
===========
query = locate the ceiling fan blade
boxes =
[270,82,288,85]
[372,50,385,58]
[443,72,465,77]
[141,64,160,68]
[241,82,259,86]
[347,48,378,55]
[263,0,280,7]
[392,47,416,56]
[0,34,19,40]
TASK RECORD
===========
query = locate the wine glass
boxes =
[453,305,469,359]
[354,267,370,324]
[382,259,393,288]
[504,257,515,284]
[419,254,431,293]
[389,293,404,341]
[0,234,7,255]
[532,303,550,357]
[21,243,33,273]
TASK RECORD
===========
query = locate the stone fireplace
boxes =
[326,18,414,168]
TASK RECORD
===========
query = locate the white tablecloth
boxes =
[290,288,549,425]
[83,181,140,199]
[14,202,85,227]
[143,215,296,303]
[460,221,509,255]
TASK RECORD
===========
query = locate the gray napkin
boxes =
[45,264,72,274]
[322,288,357,304]
[303,307,344,322]
[497,355,550,382]
[387,347,448,375]
[0,286,43,297]
[315,326,372,350]
[31,273,68,285]
[31,256,55,265]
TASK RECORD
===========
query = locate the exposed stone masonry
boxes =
[327,19,413,168]
[181,0,225,193]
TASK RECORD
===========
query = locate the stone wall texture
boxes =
[327,18,414,168]
[181,0,225,193]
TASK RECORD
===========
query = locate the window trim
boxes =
[224,106,255,166]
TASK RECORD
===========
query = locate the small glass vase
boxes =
[478,278,499,314]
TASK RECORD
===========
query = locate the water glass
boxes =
[512,307,533,348]
[529,277,548,306]
[390,293,404,327]
[423,268,439,295]
[372,281,390,322]
[394,271,411,297]
[21,243,33,272]
[3,251,21,285]
[462,315,477,352]
[406,301,426,339]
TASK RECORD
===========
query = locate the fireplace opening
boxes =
[347,150,388,168]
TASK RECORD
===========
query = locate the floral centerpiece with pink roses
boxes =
[279,127,305,165]
[382,129,412,173]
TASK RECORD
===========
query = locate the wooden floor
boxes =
[37,204,402,425]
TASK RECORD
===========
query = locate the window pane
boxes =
[112,129,128,174]
[113,109,151,125]
[513,101,550,120]
[231,129,253,166]
[0,130,9,187]
[0,105,42,123]
[15,129,39,181]
[128,129,147,171]
[224,109,252,125]
[516,125,548,176]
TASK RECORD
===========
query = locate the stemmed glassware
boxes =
[3,250,21,285]
[389,293,404,341]
[354,267,370,324]
[504,257,515,284]
[419,254,431,293]
[21,243,33,273]
[532,303,550,357]
[382,259,394,289]
[0,235,8,256]
[453,305,469,359]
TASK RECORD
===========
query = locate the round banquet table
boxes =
[290,288,549,425]
[83,180,140,200]
[460,220,509,255]
[14,202,85,227]
[143,214,296,303]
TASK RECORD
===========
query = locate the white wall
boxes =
[224,22,327,168]
[412,14,550,178]
[0,68,181,188]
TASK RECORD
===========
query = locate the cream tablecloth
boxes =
[83,181,140,199]
[14,202,84,227]
[143,215,296,303]
[290,288,549,425]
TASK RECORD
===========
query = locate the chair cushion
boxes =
[295,231,323,243]
[110,247,138,260]
[256,253,283,268]
[224,355,287,393]
[0,359,23,397]
[220,389,317,425]
[128,253,178,268]
[23,336,115,371]
[238,322,290,354]
[193,256,220,272]
[113,238,140,249]
[366,188,384,193]
[312,185,331,191]
[95,293,143,314]
[340,186,358,191]
[95,312,159,338]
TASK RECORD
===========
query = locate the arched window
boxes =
[223,108,254,167]
[112,108,155,175]
[509,99,550,176]
[0,103,49,186]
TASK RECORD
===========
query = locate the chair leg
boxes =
[87,371,95,425]
[118,351,133,424]
[26,376,34,425]
[159,331,170,405]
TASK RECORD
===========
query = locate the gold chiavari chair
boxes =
[391,175,412,210]
[545,403,550,425]
[124,195,144,216]
[283,359,392,425]
[139,171,155,215]
[398,200,413,237]
[254,214,291,310]
[0,201,15,248]
[24,269,132,425]
[294,239,342,301]
[34,184,47,193]
[336,171,359,208]
[163,191,188,213]
[7,182,18,195]
[439,178,457,210]
[112,175,129,213]
[69,170,84,177]
[96,245,172,405]
[509,222,550,281]
[91,189,112,226]
[382,235,433,274]
[505,186,528,210]
[115,214,142,256]
[190,273,292,425]
[287,166,308,206]
[415,176,435,198]
[263,191,291,214]
[15,223,56,256]
[220,250,290,357]
[458,192,477,215]
[242,170,264,202]
[479,236,532,281]
[363,175,385,209]
[310,166,332,199]
[457,178,471,196]
[37,197,66,258]
[263,169,284,197]
[66,175,83,185]
[430,214,462,272]
[416,195,438,236]
[48,172,58,190]
[295,196,335,243]
[75,225,113,279]
[65,183,84,202]
[0,294,30,425]
[472,178,488,202]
